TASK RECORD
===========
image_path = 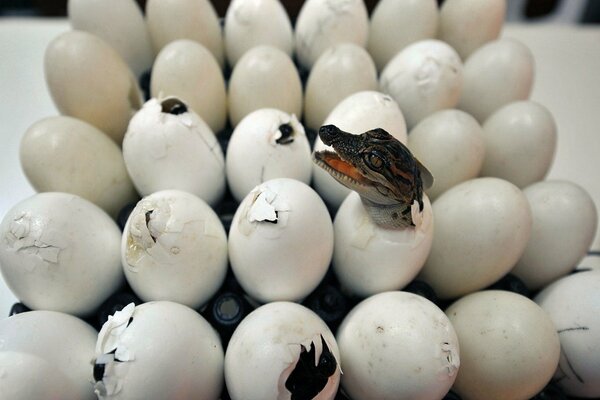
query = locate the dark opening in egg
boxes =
[276,123,295,145]
[160,98,188,115]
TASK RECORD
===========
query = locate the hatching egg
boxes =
[368,0,438,72]
[224,0,294,67]
[0,193,123,316]
[458,38,535,123]
[228,178,333,303]
[145,0,224,67]
[511,181,597,290]
[228,45,302,127]
[93,301,223,399]
[419,177,532,299]
[295,0,369,70]
[304,43,378,131]
[225,302,341,400]
[44,30,143,143]
[312,91,407,209]
[0,310,99,399]
[68,0,153,76]
[438,0,506,60]
[337,291,459,400]
[480,101,557,188]
[408,109,485,200]
[226,109,312,202]
[20,116,138,218]
[332,192,433,297]
[535,271,600,398]
[121,190,228,309]
[447,291,560,400]
[380,39,463,130]
[151,39,227,132]
[122,97,225,206]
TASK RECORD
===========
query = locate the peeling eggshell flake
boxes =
[44,30,143,144]
[122,190,228,309]
[123,97,226,206]
[0,193,124,316]
[225,302,341,400]
[226,109,312,202]
[93,301,224,400]
[228,178,334,303]
[336,291,460,400]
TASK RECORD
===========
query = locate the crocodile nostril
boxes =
[318,124,339,144]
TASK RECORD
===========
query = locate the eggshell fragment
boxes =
[295,0,369,70]
[20,116,138,217]
[0,310,99,400]
[224,0,294,67]
[535,271,600,398]
[337,292,459,400]
[512,181,597,290]
[458,38,535,123]
[438,0,506,60]
[145,0,224,67]
[122,190,228,309]
[228,178,333,303]
[332,192,434,297]
[93,302,223,399]
[304,43,378,131]
[368,0,439,71]
[419,177,532,299]
[480,101,557,188]
[44,30,143,143]
[225,302,341,400]
[226,109,312,202]
[151,39,227,132]
[122,97,226,206]
[228,46,302,127]
[408,109,485,200]
[68,0,153,76]
[380,39,463,129]
[447,291,560,400]
[0,193,124,316]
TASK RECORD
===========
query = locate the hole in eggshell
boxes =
[160,97,188,115]
[144,210,157,243]
[276,123,295,145]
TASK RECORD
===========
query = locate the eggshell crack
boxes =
[239,186,291,236]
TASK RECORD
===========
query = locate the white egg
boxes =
[480,101,557,188]
[295,0,369,70]
[408,109,485,200]
[438,0,506,60]
[228,178,333,303]
[93,302,224,399]
[228,45,302,127]
[332,192,433,297]
[0,193,124,316]
[368,0,439,72]
[512,181,598,290]
[0,310,99,400]
[225,302,341,400]
[312,91,407,209]
[337,291,460,400]
[458,38,535,123]
[419,177,532,299]
[447,291,560,400]
[224,0,294,67]
[122,97,226,206]
[121,190,228,309]
[380,39,463,130]
[68,0,153,76]
[145,0,224,67]
[535,271,600,398]
[20,116,138,218]
[44,30,143,143]
[151,39,227,133]
[226,109,312,202]
[304,43,378,131]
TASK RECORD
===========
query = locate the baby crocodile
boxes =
[313,125,433,229]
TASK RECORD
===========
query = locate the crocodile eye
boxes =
[365,153,384,170]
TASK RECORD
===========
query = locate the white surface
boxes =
[1,19,600,316]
